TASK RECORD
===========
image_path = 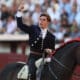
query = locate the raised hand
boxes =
[18,0,29,12]
[18,0,25,12]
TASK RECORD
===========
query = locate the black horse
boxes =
[0,40,80,80]
[40,40,80,80]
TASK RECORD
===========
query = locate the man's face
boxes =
[39,16,49,29]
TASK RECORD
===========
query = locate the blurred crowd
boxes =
[0,0,80,45]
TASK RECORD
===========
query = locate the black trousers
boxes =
[28,53,42,79]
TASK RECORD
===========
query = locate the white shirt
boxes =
[41,28,47,39]
[5,20,17,34]
[0,20,3,29]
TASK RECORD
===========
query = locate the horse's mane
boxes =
[53,38,80,55]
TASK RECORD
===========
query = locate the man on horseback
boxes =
[16,3,55,80]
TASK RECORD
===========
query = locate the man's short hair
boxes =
[40,13,51,22]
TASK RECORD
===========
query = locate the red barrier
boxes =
[0,53,27,70]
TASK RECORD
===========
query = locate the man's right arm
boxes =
[16,11,32,33]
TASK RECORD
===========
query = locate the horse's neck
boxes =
[53,42,80,60]
[51,42,80,71]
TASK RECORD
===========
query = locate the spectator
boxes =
[1,4,9,21]
[50,0,60,12]
[0,19,4,33]
[70,20,80,38]
[49,19,60,32]
[60,0,72,18]
[4,15,17,34]
[64,33,72,42]
[47,5,60,21]
[69,3,77,24]
[32,4,41,25]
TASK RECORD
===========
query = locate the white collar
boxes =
[41,28,48,33]
[41,28,48,39]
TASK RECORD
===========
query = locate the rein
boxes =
[52,57,71,71]
[48,64,58,80]
[47,56,71,80]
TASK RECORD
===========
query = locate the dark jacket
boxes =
[16,17,55,54]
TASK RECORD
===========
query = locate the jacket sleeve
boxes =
[16,17,32,34]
